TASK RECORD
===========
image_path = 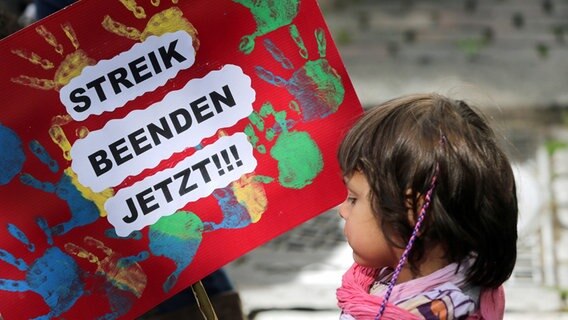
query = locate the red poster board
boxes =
[0,0,362,318]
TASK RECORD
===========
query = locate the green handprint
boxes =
[256,26,345,122]
[245,102,323,189]
[233,0,300,54]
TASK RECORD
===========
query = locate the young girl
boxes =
[336,93,518,320]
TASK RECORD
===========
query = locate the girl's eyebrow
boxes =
[344,180,356,194]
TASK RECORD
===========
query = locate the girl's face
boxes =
[339,171,399,269]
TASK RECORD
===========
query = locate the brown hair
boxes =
[338,93,518,288]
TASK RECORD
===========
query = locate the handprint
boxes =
[102,0,199,49]
[20,139,102,235]
[65,236,148,319]
[233,0,300,54]
[0,123,25,185]
[19,119,113,235]
[10,26,111,237]
[189,131,270,232]
[0,220,84,320]
[148,211,203,292]
[147,183,269,292]
[146,172,269,292]
[205,173,271,231]
[9,23,110,235]
[11,23,95,91]
[256,27,345,122]
[245,102,323,189]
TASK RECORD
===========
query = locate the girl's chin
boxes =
[352,254,379,268]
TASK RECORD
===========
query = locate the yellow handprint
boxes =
[11,23,95,91]
[65,236,148,318]
[102,0,199,51]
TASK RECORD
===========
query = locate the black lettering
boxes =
[123,197,138,223]
[154,177,174,203]
[190,96,213,123]
[210,85,236,113]
[173,168,197,196]
[148,51,163,74]
[88,150,113,177]
[129,56,152,83]
[136,188,159,215]
[109,138,133,166]
[128,128,152,156]
[70,88,91,112]
[108,67,134,95]
[230,145,243,167]
[170,108,193,134]
[148,117,174,146]
[191,158,212,183]
[86,76,108,102]
[158,39,187,69]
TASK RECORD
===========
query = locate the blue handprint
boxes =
[0,220,84,320]
[148,211,203,293]
[256,27,345,122]
[206,187,252,231]
[20,139,101,235]
[0,123,25,185]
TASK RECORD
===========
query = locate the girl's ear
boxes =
[404,189,424,227]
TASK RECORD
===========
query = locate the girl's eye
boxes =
[347,197,357,205]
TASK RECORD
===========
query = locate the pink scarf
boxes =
[337,263,505,319]
[337,263,420,319]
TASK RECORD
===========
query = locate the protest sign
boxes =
[0,0,362,318]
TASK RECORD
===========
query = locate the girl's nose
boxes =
[338,202,348,220]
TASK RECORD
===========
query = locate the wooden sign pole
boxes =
[191,281,219,320]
